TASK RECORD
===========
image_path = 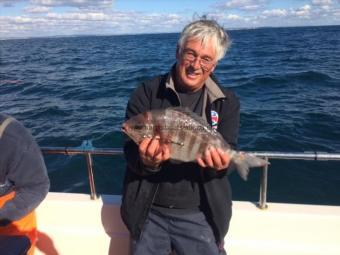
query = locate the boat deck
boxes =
[35,192,340,255]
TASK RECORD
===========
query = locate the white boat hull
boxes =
[35,192,340,255]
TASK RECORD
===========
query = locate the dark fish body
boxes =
[122,107,267,180]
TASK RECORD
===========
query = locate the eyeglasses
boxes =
[181,49,216,71]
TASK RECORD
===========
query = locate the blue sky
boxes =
[0,0,339,39]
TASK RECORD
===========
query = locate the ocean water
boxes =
[1,26,339,205]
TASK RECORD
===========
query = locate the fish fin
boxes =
[233,152,268,181]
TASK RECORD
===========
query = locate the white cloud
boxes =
[30,0,113,9]
[214,1,340,28]
[335,9,340,17]
[312,0,336,12]
[312,0,332,5]
[14,16,32,23]
[46,12,110,21]
[213,0,339,27]
[216,0,267,11]
[227,14,242,20]
[0,0,27,7]
[1,0,339,39]
[0,8,188,39]
[291,4,312,18]
[312,0,334,10]
[24,6,50,13]
[262,9,287,17]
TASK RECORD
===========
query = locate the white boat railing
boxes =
[41,142,340,208]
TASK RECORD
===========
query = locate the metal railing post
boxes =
[85,152,97,200]
[258,157,269,209]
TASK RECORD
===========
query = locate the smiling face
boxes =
[175,38,217,92]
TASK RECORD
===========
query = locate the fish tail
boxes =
[233,152,268,181]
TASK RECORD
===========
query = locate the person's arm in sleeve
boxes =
[124,83,166,176]
[0,129,49,224]
[197,90,240,178]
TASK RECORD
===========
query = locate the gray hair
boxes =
[178,19,231,61]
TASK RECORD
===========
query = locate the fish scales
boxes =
[163,109,222,161]
[187,131,198,160]
[122,107,268,180]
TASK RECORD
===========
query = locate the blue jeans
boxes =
[132,208,225,255]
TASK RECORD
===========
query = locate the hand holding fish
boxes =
[122,107,268,180]
[139,136,171,168]
[196,147,231,171]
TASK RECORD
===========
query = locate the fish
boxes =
[121,107,268,180]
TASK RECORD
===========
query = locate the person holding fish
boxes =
[121,18,266,255]
[0,113,50,255]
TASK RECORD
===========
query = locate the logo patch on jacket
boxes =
[211,110,219,130]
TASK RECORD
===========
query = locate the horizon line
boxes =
[1,24,339,41]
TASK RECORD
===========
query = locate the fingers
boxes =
[139,138,152,156]
[218,149,230,167]
[139,137,160,166]
[147,137,161,159]
[139,137,170,167]
[197,147,230,171]
[196,156,207,168]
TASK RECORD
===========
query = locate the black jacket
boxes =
[121,69,240,243]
